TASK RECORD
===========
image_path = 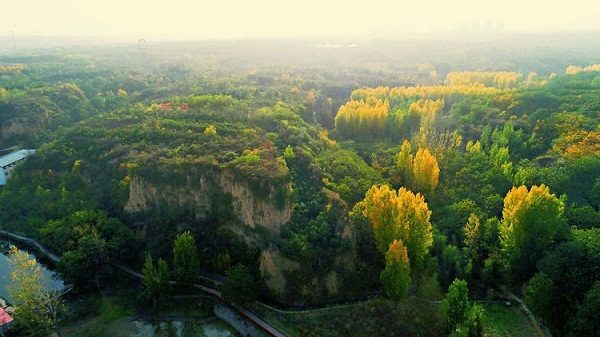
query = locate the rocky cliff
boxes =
[124,165,356,304]
[0,100,51,146]
[1,116,48,143]
[124,168,292,234]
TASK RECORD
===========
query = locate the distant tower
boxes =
[138,38,147,49]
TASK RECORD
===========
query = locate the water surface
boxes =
[0,239,65,303]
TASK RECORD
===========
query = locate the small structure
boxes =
[0,307,13,335]
[0,149,35,186]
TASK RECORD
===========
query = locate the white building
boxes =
[0,149,35,186]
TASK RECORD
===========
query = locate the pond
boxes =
[0,238,65,304]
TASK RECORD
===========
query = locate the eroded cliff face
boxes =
[125,166,356,304]
[124,168,292,234]
[1,116,48,142]
[260,245,356,302]
[259,189,356,303]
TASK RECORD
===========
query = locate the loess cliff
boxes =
[125,168,292,234]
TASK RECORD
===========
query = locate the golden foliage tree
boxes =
[558,126,600,159]
[7,246,64,336]
[389,85,501,109]
[407,99,444,133]
[565,64,600,74]
[396,187,434,270]
[361,184,401,256]
[549,111,600,159]
[500,184,565,281]
[350,86,390,101]
[334,98,389,138]
[204,125,218,136]
[396,140,413,186]
[360,185,433,272]
[396,142,440,197]
[445,71,523,88]
[412,148,440,196]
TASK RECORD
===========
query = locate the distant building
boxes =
[0,149,35,186]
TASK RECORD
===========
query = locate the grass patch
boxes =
[251,297,445,337]
[99,297,135,323]
[483,303,539,337]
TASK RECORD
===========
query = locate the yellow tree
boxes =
[563,127,600,159]
[500,185,565,281]
[360,185,433,273]
[380,239,412,300]
[397,187,433,271]
[396,140,413,186]
[334,98,389,138]
[361,185,401,256]
[7,246,64,336]
[412,148,440,196]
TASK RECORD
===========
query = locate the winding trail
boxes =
[503,289,552,337]
[0,230,60,262]
[113,263,287,337]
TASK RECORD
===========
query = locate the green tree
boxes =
[7,246,65,337]
[55,210,133,290]
[221,265,257,305]
[500,184,566,281]
[173,231,200,286]
[462,303,485,337]
[141,253,171,307]
[525,272,559,325]
[443,279,470,333]
[570,280,600,337]
[380,239,412,301]
[464,214,482,263]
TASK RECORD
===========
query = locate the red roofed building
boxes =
[0,307,13,334]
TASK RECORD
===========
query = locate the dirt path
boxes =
[504,290,552,337]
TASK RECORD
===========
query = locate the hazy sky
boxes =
[2,0,599,38]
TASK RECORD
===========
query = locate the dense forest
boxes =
[0,34,599,336]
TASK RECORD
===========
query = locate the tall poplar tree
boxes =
[412,148,440,196]
[360,185,433,273]
[500,184,565,281]
[173,231,200,286]
[380,239,412,301]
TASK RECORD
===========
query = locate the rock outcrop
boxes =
[124,168,292,234]
[1,116,48,142]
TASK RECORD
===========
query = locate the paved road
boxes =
[0,230,60,262]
